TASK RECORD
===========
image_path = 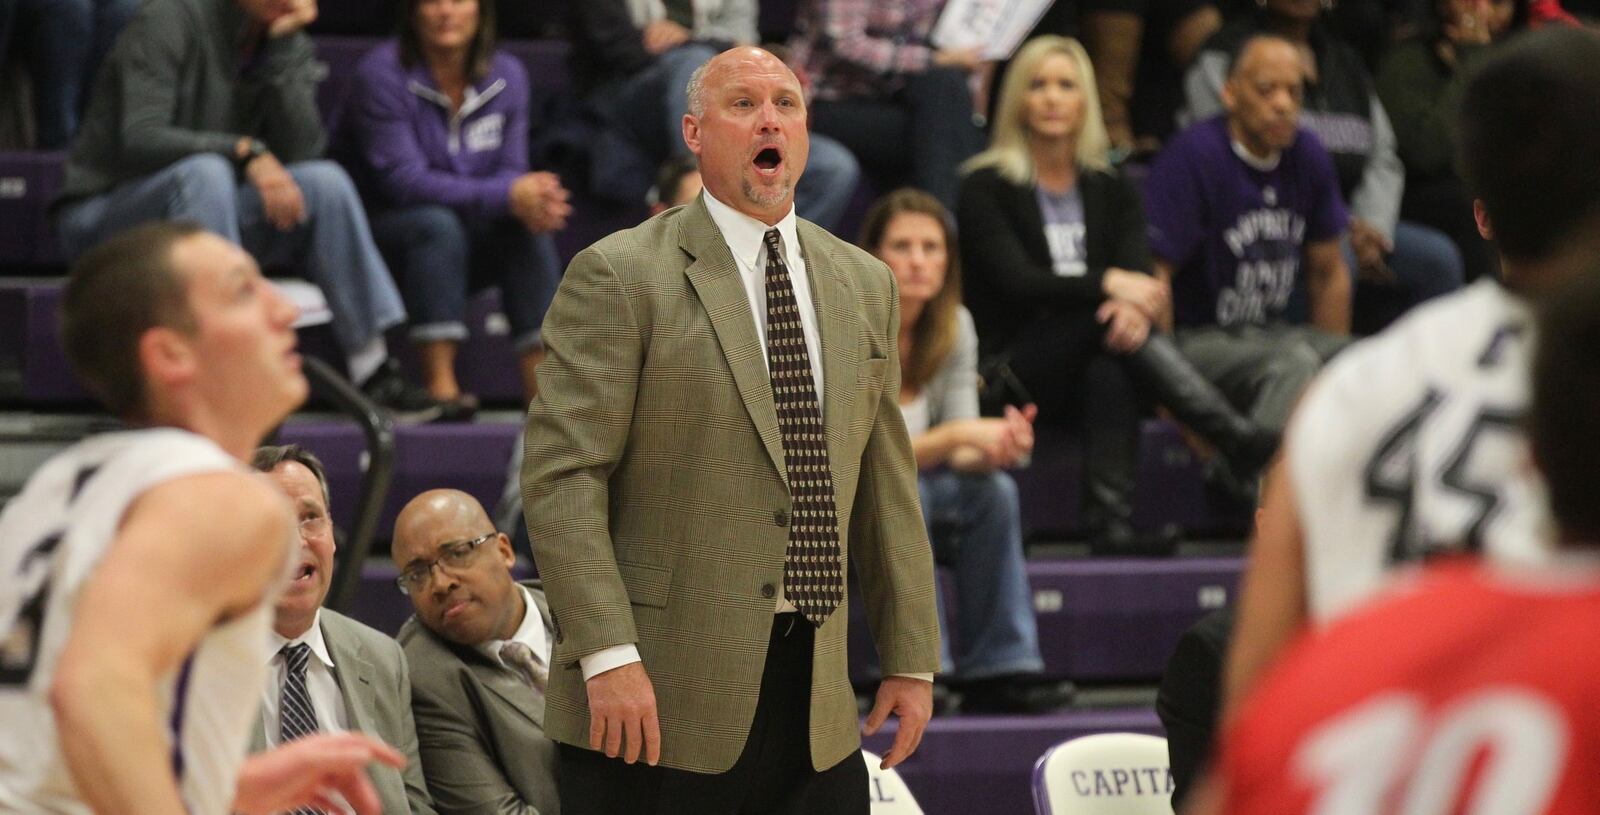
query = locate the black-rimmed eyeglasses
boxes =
[395,532,496,595]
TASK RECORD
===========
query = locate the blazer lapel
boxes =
[324,621,379,737]
[471,656,547,729]
[797,222,859,469]
[679,199,788,486]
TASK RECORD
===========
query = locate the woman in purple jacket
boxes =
[344,0,572,413]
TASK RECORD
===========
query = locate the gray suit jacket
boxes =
[251,608,436,814]
[397,582,560,815]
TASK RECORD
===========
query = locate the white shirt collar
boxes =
[268,609,334,669]
[478,584,548,667]
[700,189,800,273]
[1231,138,1282,172]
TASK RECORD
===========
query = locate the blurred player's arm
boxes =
[1304,238,1352,336]
[1220,458,1308,717]
[50,472,292,815]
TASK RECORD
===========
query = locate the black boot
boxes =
[1081,355,1180,557]
[1123,334,1279,477]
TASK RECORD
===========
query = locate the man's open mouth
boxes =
[753,147,783,174]
[293,562,316,583]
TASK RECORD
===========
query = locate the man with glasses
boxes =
[250,445,437,814]
[391,488,561,815]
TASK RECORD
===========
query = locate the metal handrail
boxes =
[301,355,394,613]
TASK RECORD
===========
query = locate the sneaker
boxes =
[360,359,447,423]
[957,676,1076,714]
[1089,522,1181,558]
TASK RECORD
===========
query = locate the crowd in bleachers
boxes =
[2,0,1599,811]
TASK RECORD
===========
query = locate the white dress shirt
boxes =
[479,584,553,671]
[262,610,349,743]
[581,192,932,684]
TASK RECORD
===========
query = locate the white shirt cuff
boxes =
[578,644,642,681]
[891,672,935,683]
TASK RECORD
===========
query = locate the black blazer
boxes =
[956,164,1151,354]
[1156,606,1234,811]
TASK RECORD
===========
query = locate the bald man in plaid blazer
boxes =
[522,46,941,815]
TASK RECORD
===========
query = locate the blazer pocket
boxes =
[858,357,890,383]
[617,560,672,608]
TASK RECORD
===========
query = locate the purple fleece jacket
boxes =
[343,41,530,220]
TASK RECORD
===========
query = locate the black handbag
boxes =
[976,354,1034,417]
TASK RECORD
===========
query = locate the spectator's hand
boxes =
[266,0,318,38]
[1102,268,1170,321]
[642,19,691,55]
[1442,0,1493,46]
[233,732,404,815]
[246,153,306,231]
[586,662,661,766]
[952,417,1028,470]
[510,172,572,233]
[933,46,985,73]
[1349,218,1395,283]
[1098,299,1151,354]
[1002,404,1037,460]
[864,676,933,770]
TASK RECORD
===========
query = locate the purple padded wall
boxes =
[0,151,64,267]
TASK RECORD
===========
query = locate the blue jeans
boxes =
[0,0,137,148]
[920,469,1045,680]
[57,154,406,355]
[602,42,860,231]
[369,205,562,352]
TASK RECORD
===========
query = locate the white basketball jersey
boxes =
[0,428,284,815]
[1289,279,1552,621]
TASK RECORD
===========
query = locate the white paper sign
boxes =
[931,0,1056,61]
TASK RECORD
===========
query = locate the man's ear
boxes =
[682,114,702,157]
[1473,199,1495,241]
[1220,78,1238,115]
[138,326,198,393]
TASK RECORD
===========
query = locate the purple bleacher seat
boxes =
[0,151,65,268]
[863,708,1163,815]
[277,418,520,538]
[0,280,91,405]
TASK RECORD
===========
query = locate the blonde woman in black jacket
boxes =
[958,35,1273,555]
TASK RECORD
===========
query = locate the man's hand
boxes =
[864,676,932,770]
[933,46,985,73]
[246,153,306,231]
[1102,268,1170,322]
[266,0,318,38]
[510,172,573,234]
[642,19,691,55]
[586,661,661,765]
[233,732,405,815]
[1098,298,1152,354]
[1348,218,1394,283]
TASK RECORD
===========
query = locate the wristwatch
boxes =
[235,138,269,170]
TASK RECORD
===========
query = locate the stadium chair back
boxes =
[862,750,925,814]
[1032,733,1174,815]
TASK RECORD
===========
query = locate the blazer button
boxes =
[760,583,776,599]
[774,509,790,527]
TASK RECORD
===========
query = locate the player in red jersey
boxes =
[1192,261,1600,815]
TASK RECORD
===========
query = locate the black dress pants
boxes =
[557,613,869,815]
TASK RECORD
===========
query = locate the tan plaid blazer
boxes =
[521,196,941,774]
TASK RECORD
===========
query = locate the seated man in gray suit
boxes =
[393,489,561,815]
[252,444,437,814]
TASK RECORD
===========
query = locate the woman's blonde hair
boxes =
[964,35,1111,185]
[859,188,962,395]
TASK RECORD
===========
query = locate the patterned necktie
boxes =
[278,643,324,815]
[499,641,548,696]
[762,229,842,626]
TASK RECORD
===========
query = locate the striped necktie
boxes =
[762,228,842,626]
[279,642,324,815]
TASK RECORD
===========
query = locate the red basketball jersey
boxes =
[1218,558,1600,815]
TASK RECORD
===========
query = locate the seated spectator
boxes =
[53,0,447,421]
[342,0,569,412]
[1184,0,1464,331]
[649,154,703,215]
[0,0,138,148]
[1146,34,1351,435]
[1079,0,1222,156]
[788,0,987,210]
[391,489,560,815]
[860,188,1074,713]
[959,36,1276,553]
[250,445,436,814]
[1376,0,1526,284]
[565,0,859,230]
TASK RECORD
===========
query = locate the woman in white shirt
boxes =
[861,188,1073,714]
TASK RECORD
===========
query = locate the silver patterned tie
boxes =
[499,641,548,695]
[279,643,324,815]
[763,228,842,626]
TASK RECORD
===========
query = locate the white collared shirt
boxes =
[478,584,552,672]
[261,610,349,745]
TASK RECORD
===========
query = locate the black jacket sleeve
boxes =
[567,0,654,93]
[957,166,1109,310]
[240,31,327,162]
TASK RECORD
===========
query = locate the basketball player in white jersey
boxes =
[0,222,403,814]
[1222,28,1600,710]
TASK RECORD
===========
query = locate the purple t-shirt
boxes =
[1144,116,1348,329]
